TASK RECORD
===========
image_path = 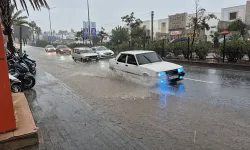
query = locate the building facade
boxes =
[143,12,220,42]
[221,5,246,22]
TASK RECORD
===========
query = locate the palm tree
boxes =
[35,26,41,40]
[0,0,48,51]
[1,4,30,51]
[29,21,36,43]
[0,0,48,52]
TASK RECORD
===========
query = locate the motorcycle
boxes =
[9,51,36,75]
[23,51,36,67]
[9,73,23,93]
[8,59,36,89]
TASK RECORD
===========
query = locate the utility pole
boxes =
[87,0,92,46]
[151,11,154,41]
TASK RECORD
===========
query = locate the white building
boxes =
[143,12,220,42]
[222,5,246,22]
[141,20,159,38]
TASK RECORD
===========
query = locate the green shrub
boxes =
[168,41,188,58]
[31,40,50,48]
[220,40,245,63]
[194,41,212,60]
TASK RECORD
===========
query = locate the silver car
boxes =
[72,47,99,62]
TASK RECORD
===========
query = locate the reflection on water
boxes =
[157,80,185,108]
[60,55,65,60]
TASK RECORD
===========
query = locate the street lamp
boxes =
[48,7,56,37]
[221,30,230,63]
[86,0,91,45]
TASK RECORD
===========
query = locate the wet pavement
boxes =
[23,46,250,150]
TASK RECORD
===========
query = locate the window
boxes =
[117,54,127,63]
[136,52,162,65]
[161,23,166,28]
[127,54,137,65]
[229,12,237,20]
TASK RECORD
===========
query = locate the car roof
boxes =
[74,47,91,50]
[120,50,155,55]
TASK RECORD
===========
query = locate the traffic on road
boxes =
[22,45,250,150]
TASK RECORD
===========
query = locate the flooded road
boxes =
[25,46,250,150]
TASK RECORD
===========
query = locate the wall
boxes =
[221,5,246,22]
[158,18,169,33]
[141,20,159,38]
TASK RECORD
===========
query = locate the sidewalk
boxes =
[22,69,149,150]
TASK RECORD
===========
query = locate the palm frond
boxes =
[11,0,49,15]
[12,10,24,20]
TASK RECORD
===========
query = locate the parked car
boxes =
[45,45,56,52]
[56,45,72,54]
[72,47,99,62]
[92,46,114,58]
[109,50,185,82]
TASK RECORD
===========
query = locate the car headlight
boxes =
[178,67,184,73]
[157,72,166,77]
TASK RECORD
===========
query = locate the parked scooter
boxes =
[8,50,36,75]
[8,59,36,89]
[23,51,36,67]
[9,73,23,93]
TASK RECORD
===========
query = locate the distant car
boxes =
[72,47,99,62]
[56,45,72,54]
[45,45,56,52]
[109,50,185,82]
[92,46,114,58]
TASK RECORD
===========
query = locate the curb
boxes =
[165,59,250,71]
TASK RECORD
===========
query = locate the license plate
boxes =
[169,75,178,80]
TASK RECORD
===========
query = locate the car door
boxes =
[115,53,127,72]
[125,54,139,76]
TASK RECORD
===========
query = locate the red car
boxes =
[56,45,72,54]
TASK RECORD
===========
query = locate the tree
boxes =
[1,4,30,51]
[97,27,107,44]
[110,26,129,44]
[29,21,36,43]
[187,0,217,58]
[121,12,142,29]
[0,0,48,52]
[227,19,246,37]
[121,12,144,46]
[35,26,41,40]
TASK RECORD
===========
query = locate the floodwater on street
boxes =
[24,46,250,150]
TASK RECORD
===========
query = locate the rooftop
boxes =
[121,50,154,55]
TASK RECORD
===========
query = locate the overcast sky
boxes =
[19,0,247,32]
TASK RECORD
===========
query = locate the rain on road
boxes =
[24,46,250,150]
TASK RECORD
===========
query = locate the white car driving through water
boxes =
[92,46,114,58]
[72,47,99,62]
[109,50,185,82]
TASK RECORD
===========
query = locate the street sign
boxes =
[91,28,96,36]
[91,22,96,36]
[83,28,88,37]
[48,36,56,41]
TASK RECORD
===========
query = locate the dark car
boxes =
[56,45,72,54]
[45,45,56,52]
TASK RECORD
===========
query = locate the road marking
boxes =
[185,78,215,84]
[193,130,196,143]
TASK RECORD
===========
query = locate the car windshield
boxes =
[136,52,162,65]
[57,45,68,48]
[96,46,108,51]
[46,45,54,48]
[80,49,93,53]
